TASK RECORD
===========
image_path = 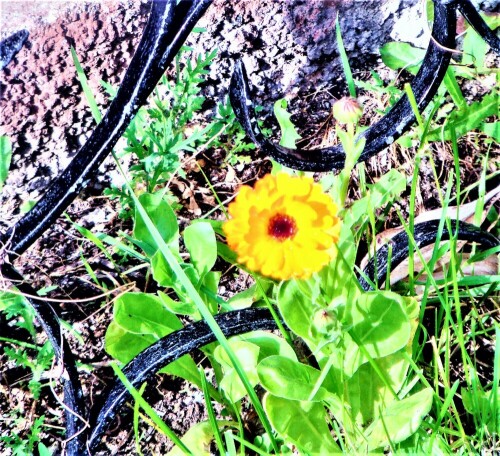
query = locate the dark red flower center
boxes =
[268,214,297,241]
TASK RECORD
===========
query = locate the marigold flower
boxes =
[223,173,341,281]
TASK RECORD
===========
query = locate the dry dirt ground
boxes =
[0,1,498,454]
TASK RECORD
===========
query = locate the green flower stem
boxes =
[256,278,293,348]
[337,123,364,207]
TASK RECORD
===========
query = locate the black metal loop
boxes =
[358,219,500,291]
[456,0,500,53]
[88,308,279,451]
[0,264,86,455]
[1,0,213,260]
[229,0,498,171]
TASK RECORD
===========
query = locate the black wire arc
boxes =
[1,0,213,260]
[0,265,86,455]
[229,0,499,172]
[456,0,500,54]
[87,308,279,451]
[358,219,500,291]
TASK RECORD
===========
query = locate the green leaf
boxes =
[274,99,302,148]
[167,421,236,456]
[0,136,12,190]
[158,290,199,317]
[344,291,411,376]
[480,122,500,142]
[264,395,341,454]
[113,292,183,335]
[184,221,217,277]
[366,388,433,450]
[105,321,157,363]
[133,192,178,256]
[160,354,204,389]
[199,271,220,315]
[105,292,183,363]
[225,284,259,310]
[71,46,102,123]
[346,350,410,427]
[426,93,498,142]
[344,169,406,228]
[214,340,260,403]
[234,331,297,361]
[258,356,334,402]
[462,21,488,68]
[380,42,425,74]
[278,280,317,346]
[37,443,51,456]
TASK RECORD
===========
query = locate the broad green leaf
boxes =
[105,295,202,389]
[380,42,425,74]
[105,292,183,363]
[258,356,335,401]
[216,241,238,264]
[0,136,12,190]
[426,93,498,142]
[345,350,410,427]
[105,320,157,363]
[225,284,259,310]
[234,331,297,361]
[167,420,236,456]
[480,122,500,142]
[158,290,199,317]
[37,443,51,456]
[151,251,200,306]
[160,354,204,390]
[274,99,302,148]
[264,395,341,454]
[366,388,433,450]
[184,221,217,277]
[113,292,183,335]
[214,340,260,403]
[278,280,317,346]
[133,192,178,256]
[344,291,411,376]
[462,20,488,67]
[199,271,220,315]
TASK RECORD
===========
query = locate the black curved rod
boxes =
[1,0,213,261]
[456,0,500,54]
[88,308,279,451]
[0,264,86,455]
[229,1,458,171]
[358,219,500,291]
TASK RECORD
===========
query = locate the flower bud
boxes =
[332,97,363,124]
[312,308,338,336]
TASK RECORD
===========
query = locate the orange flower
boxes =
[223,173,341,280]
